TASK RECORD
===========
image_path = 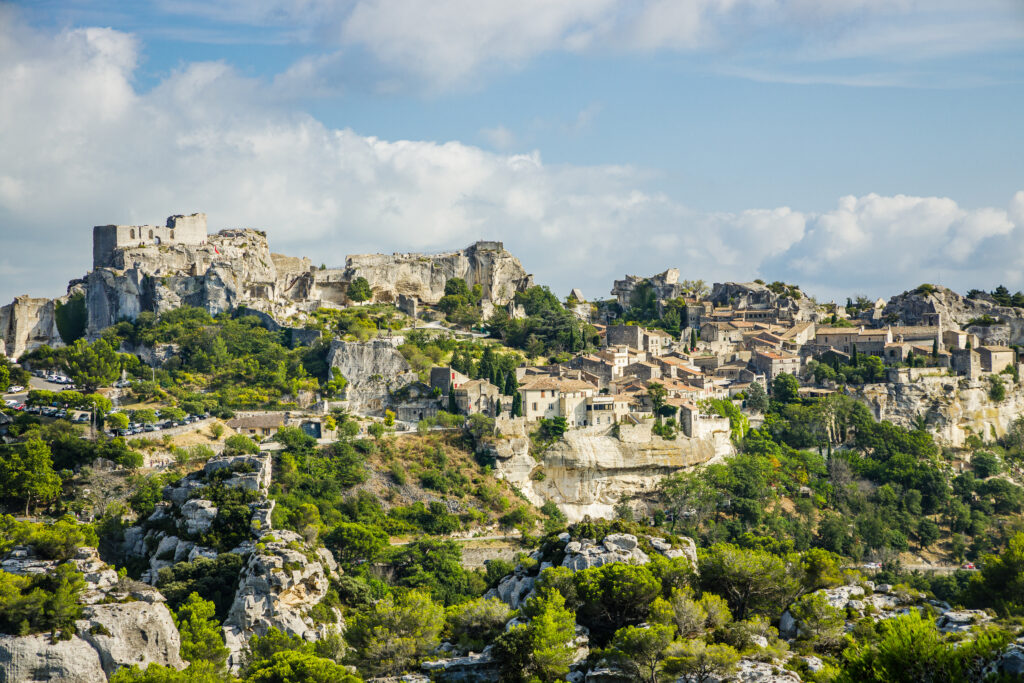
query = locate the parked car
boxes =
[7,385,24,393]
[962,562,976,570]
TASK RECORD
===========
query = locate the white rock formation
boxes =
[0,295,63,358]
[490,422,733,522]
[343,241,532,306]
[0,546,185,682]
[326,338,419,414]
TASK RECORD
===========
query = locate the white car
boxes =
[8,385,24,393]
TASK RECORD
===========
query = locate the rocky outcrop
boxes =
[487,532,695,610]
[883,285,1024,345]
[489,422,733,522]
[0,546,185,682]
[120,452,344,673]
[709,282,816,322]
[343,241,532,306]
[84,229,315,336]
[0,295,63,358]
[855,374,1024,447]
[326,338,419,414]
[222,532,343,671]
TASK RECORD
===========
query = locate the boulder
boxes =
[0,633,107,683]
[936,609,992,634]
[561,534,649,571]
[76,601,186,676]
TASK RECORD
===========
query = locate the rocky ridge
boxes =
[0,546,185,682]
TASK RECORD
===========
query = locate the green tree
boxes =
[0,437,62,515]
[746,382,769,413]
[512,391,523,417]
[698,544,799,620]
[347,277,372,303]
[661,639,740,683]
[518,589,577,682]
[323,522,387,570]
[0,363,8,393]
[445,597,512,652]
[837,611,1010,683]
[575,562,661,639]
[174,593,229,669]
[63,338,122,391]
[55,293,88,345]
[109,661,227,683]
[224,434,260,455]
[131,409,158,424]
[690,328,698,351]
[789,592,845,652]
[247,650,359,683]
[917,518,940,550]
[647,382,668,415]
[608,623,675,683]
[771,373,800,404]
[345,590,444,677]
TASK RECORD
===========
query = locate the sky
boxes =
[1,0,1023,306]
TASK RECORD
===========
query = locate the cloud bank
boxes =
[1,13,1022,308]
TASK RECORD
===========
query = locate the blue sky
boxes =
[1,0,1023,304]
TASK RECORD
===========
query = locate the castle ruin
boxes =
[92,213,207,268]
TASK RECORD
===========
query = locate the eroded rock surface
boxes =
[326,338,419,414]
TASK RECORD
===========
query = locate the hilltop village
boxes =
[3,214,1024,682]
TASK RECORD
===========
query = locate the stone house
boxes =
[454,379,501,416]
[518,376,598,425]
[751,349,801,380]
[226,413,285,438]
[701,321,743,344]
[623,361,661,381]
[978,346,1016,374]
[583,395,631,427]
[677,402,732,439]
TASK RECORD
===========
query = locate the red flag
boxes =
[214,246,220,255]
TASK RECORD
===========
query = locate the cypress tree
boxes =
[448,389,458,414]
[932,338,939,358]
[690,328,698,350]
[851,343,859,366]
[512,392,523,417]
[504,371,518,397]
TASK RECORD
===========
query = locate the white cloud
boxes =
[1,15,1022,307]
[145,0,1024,90]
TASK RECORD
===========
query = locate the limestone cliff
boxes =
[325,338,419,414]
[0,295,63,358]
[85,229,314,336]
[488,421,733,522]
[343,240,532,305]
[854,375,1024,448]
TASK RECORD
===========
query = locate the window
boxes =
[541,391,545,398]
[532,402,537,411]
[149,229,154,239]
[170,230,175,239]
[129,229,135,239]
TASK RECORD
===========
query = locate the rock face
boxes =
[120,452,344,673]
[855,374,1024,447]
[343,241,532,306]
[222,533,342,671]
[0,633,107,683]
[326,338,419,414]
[0,546,184,682]
[883,285,1024,345]
[84,229,313,336]
[489,422,733,522]
[0,295,63,358]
